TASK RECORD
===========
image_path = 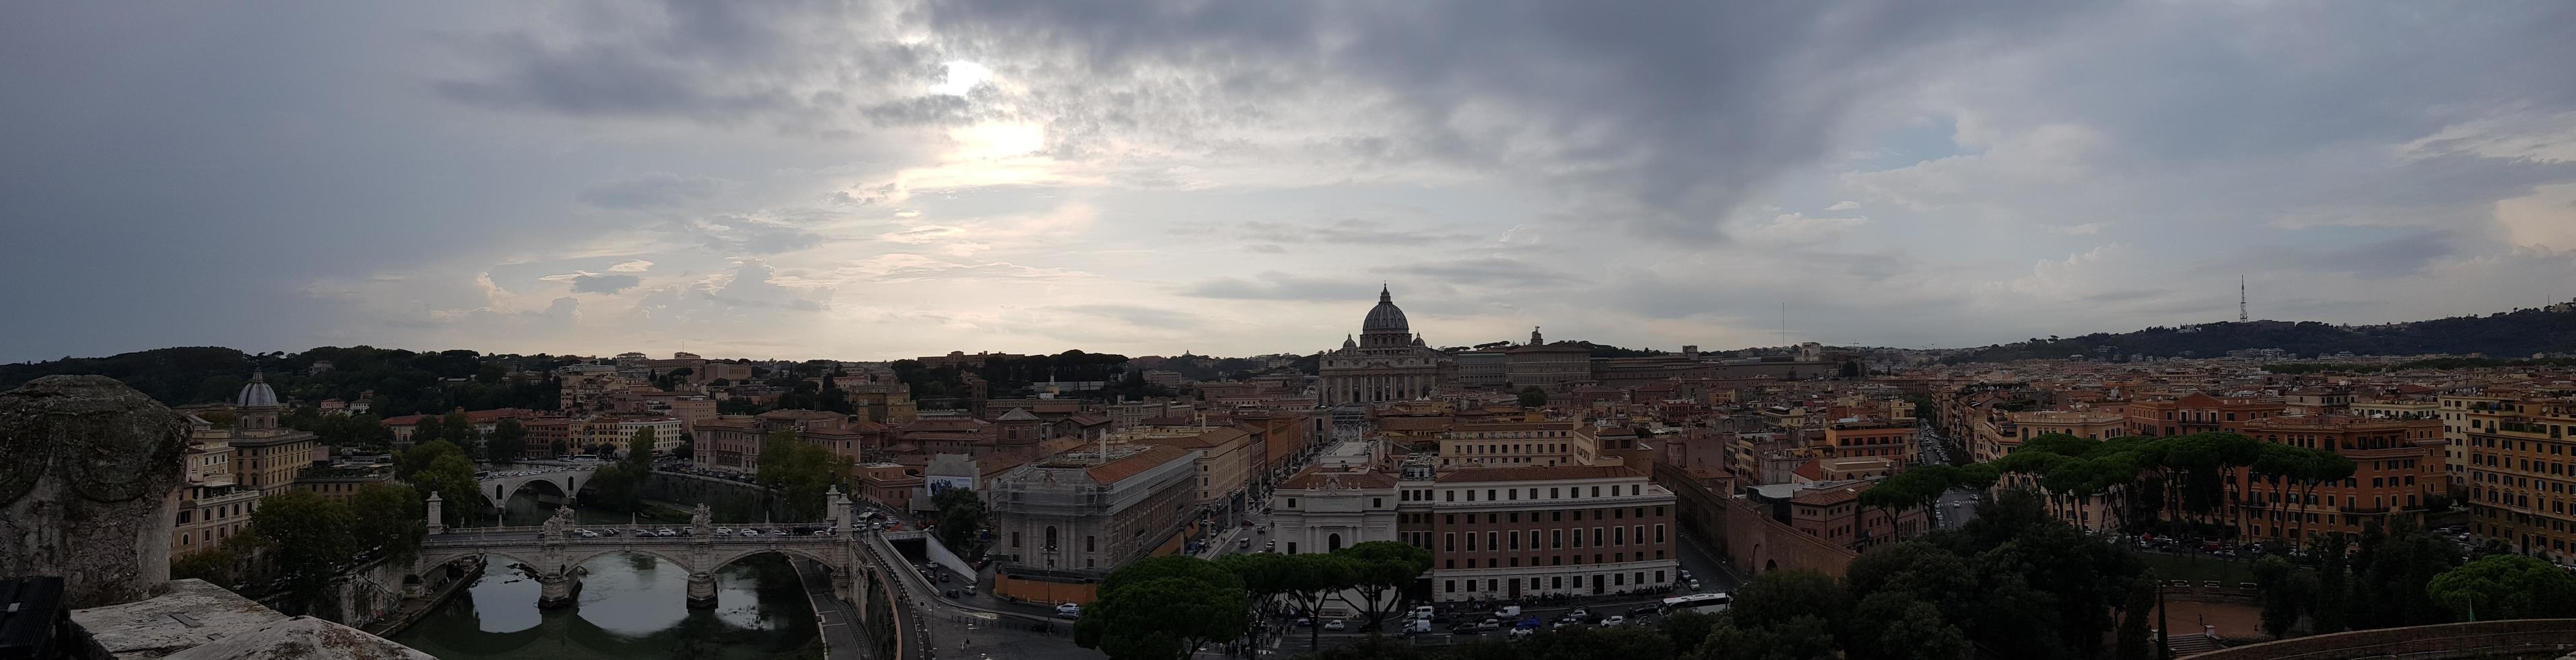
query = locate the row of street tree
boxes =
[1073,541,1435,659]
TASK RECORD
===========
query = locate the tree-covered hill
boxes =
[1949,304,2576,362]
[1,345,566,416]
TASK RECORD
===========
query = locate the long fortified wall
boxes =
[2181,619,2576,660]
[1653,461,1857,578]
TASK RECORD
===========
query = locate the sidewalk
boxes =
[792,558,866,660]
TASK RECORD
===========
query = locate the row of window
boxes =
[1437,524,1668,554]
[1424,484,1650,503]
[1444,570,1664,595]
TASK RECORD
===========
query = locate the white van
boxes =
[1493,605,1520,618]
[1411,605,1435,620]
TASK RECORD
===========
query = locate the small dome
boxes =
[236,370,279,409]
[1361,286,1410,334]
[1343,335,1357,349]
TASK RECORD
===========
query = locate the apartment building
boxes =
[1433,418,1604,469]
[2228,416,2445,542]
[1398,464,1678,602]
[2451,397,2576,562]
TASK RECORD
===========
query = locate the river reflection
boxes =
[393,500,819,659]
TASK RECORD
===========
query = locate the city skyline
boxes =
[8,2,2576,363]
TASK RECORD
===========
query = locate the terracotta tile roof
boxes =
[1790,482,1870,506]
[1790,458,1825,482]
[1085,444,1194,485]
[1433,464,1642,484]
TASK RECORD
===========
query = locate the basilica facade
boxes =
[1318,286,1456,405]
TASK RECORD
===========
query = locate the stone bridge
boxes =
[475,465,597,506]
[417,487,865,610]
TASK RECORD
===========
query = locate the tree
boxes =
[2311,533,2351,633]
[1701,614,1837,660]
[2115,577,2157,660]
[757,430,852,521]
[1518,386,1548,408]
[2427,555,2576,621]
[442,410,479,455]
[1846,593,1967,660]
[2253,555,2309,638]
[931,487,986,549]
[410,417,444,447]
[1329,541,1433,631]
[486,418,528,463]
[626,426,657,465]
[413,451,481,528]
[1279,554,1358,649]
[349,483,426,564]
[247,490,355,615]
[584,461,648,513]
[674,431,695,461]
[1075,556,1250,660]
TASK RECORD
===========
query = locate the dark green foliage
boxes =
[0,345,572,416]
[485,418,528,461]
[1076,556,1250,660]
[2426,555,2576,620]
[349,483,426,564]
[246,490,355,615]
[930,487,986,549]
[1519,386,1548,408]
[2252,555,2308,638]
[397,440,480,527]
[755,430,852,521]
[583,461,649,513]
[2114,579,2155,660]
[2344,521,2462,629]
[1332,541,1435,631]
[1948,306,2576,363]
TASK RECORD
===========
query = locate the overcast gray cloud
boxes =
[3,1,2573,362]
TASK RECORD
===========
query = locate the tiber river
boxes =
[390,494,822,659]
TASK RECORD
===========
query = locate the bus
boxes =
[1661,592,1731,615]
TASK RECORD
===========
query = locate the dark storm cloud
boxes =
[576,171,731,209]
[918,0,2087,242]
[1382,257,1583,290]
[2272,232,2460,279]
[568,273,640,294]
[436,0,2088,243]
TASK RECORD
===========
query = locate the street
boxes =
[1918,420,1981,531]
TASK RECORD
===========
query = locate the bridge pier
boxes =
[686,571,719,609]
[537,570,582,608]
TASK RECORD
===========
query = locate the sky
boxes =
[5,1,2575,363]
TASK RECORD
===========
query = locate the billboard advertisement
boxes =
[924,475,974,495]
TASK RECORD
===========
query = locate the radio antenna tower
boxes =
[2239,275,2248,322]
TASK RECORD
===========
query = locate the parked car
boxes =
[657,528,679,537]
[1600,616,1627,627]
[1324,620,1347,631]
[1057,603,1083,616]
[576,529,599,539]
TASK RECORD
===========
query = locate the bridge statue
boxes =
[692,503,712,535]
[541,505,574,541]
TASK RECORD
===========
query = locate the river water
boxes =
[391,495,821,660]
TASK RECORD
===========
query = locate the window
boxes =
[1086,535,1096,552]
[1013,531,1022,548]
[1287,498,1299,508]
